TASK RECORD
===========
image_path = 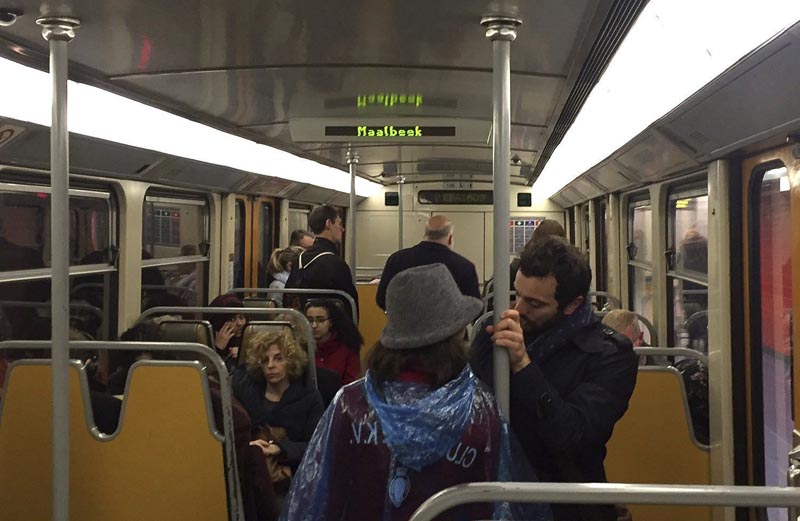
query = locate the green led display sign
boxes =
[357,93,423,108]
[325,125,456,138]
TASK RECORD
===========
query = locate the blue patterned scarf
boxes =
[364,366,475,472]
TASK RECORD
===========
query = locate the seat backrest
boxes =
[0,359,229,521]
[606,366,710,521]
[239,321,294,364]
[242,297,277,309]
[158,320,214,350]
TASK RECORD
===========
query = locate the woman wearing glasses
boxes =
[304,300,363,385]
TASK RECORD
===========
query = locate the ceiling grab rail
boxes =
[409,482,800,521]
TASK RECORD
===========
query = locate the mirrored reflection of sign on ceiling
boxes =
[358,93,422,108]
[325,125,456,138]
[323,96,457,110]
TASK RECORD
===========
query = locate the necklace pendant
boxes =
[388,466,410,508]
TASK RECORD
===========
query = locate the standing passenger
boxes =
[267,247,301,303]
[376,215,480,311]
[289,229,315,250]
[281,264,551,521]
[471,237,637,521]
[284,205,358,319]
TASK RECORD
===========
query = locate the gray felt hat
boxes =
[380,263,482,349]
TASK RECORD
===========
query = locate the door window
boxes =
[752,164,793,521]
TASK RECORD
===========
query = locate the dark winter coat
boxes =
[376,241,481,311]
[231,367,324,466]
[471,316,638,521]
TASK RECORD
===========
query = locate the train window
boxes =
[751,164,793,511]
[288,204,311,233]
[666,186,708,349]
[627,196,653,342]
[581,204,591,254]
[595,199,608,291]
[0,184,117,341]
[256,201,274,288]
[234,199,246,290]
[141,193,209,309]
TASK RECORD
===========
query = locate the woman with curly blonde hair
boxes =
[232,328,324,477]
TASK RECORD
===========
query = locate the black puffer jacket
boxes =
[231,366,324,466]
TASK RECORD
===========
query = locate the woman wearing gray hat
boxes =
[280,263,550,521]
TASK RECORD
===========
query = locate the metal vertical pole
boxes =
[37,16,80,521]
[346,147,358,282]
[482,16,521,419]
[398,176,405,249]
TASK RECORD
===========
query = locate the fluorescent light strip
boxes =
[532,0,800,201]
[0,57,382,197]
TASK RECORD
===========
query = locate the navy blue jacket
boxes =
[376,241,481,310]
[231,367,325,466]
[470,317,637,521]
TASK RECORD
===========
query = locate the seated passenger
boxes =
[674,357,710,445]
[305,299,363,385]
[208,294,248,371]
[281,263,551,521]
[601,310,644,347]
[107,321,161,395]
[232,329,324,493]
[267,247,301,303]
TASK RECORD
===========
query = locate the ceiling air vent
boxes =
[530,0,649,182]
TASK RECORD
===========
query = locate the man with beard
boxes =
[470,236,638,521]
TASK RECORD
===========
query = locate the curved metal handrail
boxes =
[588,291,622,310]
[409,482,800,521]
[135,306,317,389]
[634,346,708,366]
[229,287,358,325]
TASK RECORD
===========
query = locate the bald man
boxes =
[376,215,481,311]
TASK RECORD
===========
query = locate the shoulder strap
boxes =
[299,251,335,270]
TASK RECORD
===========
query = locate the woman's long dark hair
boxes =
[305,299,363,354]
[366,332,467,388]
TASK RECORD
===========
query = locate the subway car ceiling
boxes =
[0,0,646,192]
[552,20,800,208]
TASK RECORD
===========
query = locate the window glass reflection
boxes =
[630,266,654,345]
[756,166,792,521]
[670,278,708,353]
[674,195,708,276]
[630,204,651,262]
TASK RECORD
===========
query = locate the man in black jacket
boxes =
[376,214,480,311]
[284,205,358,319]
[471,236,637,521]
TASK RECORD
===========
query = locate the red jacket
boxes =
[315,333,361,385]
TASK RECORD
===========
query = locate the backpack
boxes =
[284,251,335,309]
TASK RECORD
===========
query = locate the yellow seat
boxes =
[606,367,711,521]
[356,284,387,361]
[0,360,229,521]
[158,319,215,349]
